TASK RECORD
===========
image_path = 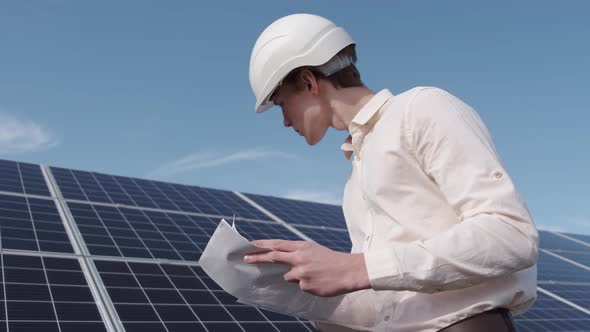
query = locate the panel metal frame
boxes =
[43,165,121,332]
[552,232,590,250]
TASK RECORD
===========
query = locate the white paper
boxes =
[198,219,382,331]
[198,219,328,318]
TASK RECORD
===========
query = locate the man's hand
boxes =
[244,240,370,297]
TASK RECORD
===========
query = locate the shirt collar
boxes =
[351,89,394,128]
[342,89,394,160]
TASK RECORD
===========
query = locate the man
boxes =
[245,13,538,332]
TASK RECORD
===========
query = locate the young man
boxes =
[245,13,538,332]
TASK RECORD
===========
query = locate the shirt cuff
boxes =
[364,249,400,290]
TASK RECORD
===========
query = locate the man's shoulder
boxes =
[379,86,444,117]
[395,86,453,103]
[394,86,469,115]
[388,86,477,132]
[385,86,447,117]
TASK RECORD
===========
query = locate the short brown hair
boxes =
[281,45,364,90]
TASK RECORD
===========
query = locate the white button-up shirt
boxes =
[310,87,538,332]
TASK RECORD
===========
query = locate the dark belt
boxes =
[438,308,517,332]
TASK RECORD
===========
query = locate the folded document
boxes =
[198,219,324,317]
[198,219,377,331]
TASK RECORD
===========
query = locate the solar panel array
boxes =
[514,230,590,331]
[0,158,589,331]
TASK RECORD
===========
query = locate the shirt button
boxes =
[365,235,371,241]
[493,171,503,178]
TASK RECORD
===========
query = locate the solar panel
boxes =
[561,233,590,248]
[538,251,590,283]
[540,230,590,252]
[93,259,316,332]
[0,253,108,332]
[0,194,73,253]
[514,292,590,332]
[2,158,590,331]
[233,221,305,243]
[51,167,270,220]
[68,202,206,260]
[0,159,51,197]
[244,193,346,229]
[540,284,590,310]
[67,201,304,261]
[550,251,590,267]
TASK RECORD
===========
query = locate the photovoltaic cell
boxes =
[245,193,346,229]
[138,179,270,221]
[548,250,590,268]
[0,194,73,253]
[514,292,590,332]
[538,251,590,283]
[68,202,206,261]
[294,226,352,253]
[540,231,590,252]
[562,233,590,248]
[0,159,51,197]
[67,202,303,261]
[233,221,303,243]
[49,167,90,201]
[94,260,316,332]
[0,253,108,332]
[541,284,590,310]
[51,167,270,220]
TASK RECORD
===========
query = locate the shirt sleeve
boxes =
[364,87,539,293]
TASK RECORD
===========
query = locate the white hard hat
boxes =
[249,13,355,113]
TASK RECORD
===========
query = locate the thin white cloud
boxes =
[148,148,296,178]
[283,190,342,205]
[0,113,57,154]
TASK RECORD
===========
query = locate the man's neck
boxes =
[328,86,376,131]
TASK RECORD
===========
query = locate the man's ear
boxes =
[299,69,319,95]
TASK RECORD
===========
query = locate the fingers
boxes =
[244,249,297,265]
[252,239,305,252]
[283,267,301,283]
[244,239,306,264]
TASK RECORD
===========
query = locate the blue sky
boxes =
[0,1,588,234]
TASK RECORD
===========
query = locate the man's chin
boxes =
[303,126,329,146]
[305,133,325,146]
